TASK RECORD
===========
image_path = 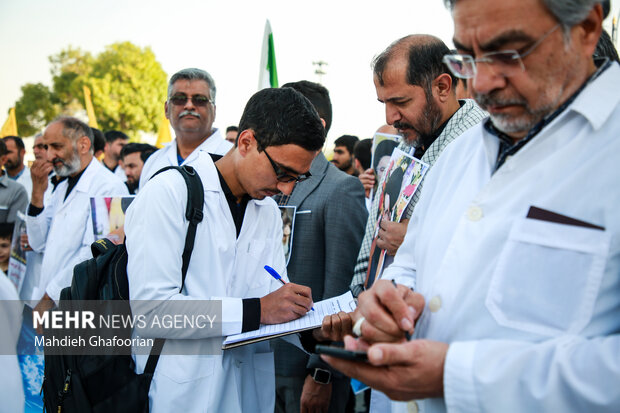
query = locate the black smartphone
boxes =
[315,345,369,362]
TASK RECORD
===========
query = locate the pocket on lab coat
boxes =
[486,217,609,336]
[241,237,277,292]
[252,351,275,411]
[158,354,215,383]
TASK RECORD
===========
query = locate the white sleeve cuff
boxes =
[382,271,417,290]
[213,296,243,336]
[444,341,481,413]
[45,281,63,304]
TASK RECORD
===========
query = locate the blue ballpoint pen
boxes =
[264,265,314,311]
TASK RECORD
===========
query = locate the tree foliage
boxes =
[15,83,60,137]
[15,42,167,138]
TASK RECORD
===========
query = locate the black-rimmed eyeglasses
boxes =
[264,149,312,183]
[443,24,560,79]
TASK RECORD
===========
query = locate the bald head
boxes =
[376,124,400,135]
[372,34,458,95]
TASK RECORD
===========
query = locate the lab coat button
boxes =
[466,206,483,221]
[234,360,241,368]
[428,296,442,312]
[407,400,419,413]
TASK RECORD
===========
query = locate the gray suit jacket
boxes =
[273,152,368,377]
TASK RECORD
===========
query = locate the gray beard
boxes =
[54,150,82,177]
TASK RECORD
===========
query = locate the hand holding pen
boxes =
[259,265,315,324]
[350,279,423,344]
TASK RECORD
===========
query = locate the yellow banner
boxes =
[0,107,18,138]
[83,85,99,128]
[155,111,171,148]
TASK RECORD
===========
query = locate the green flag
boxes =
[258,20,278,89]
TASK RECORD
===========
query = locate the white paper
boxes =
[223,291,356,347]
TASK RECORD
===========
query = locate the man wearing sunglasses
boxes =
[323,1,620,412]
[139,68,233,189]
[126,87,325,412]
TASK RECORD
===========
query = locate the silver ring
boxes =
[352,316,365,337]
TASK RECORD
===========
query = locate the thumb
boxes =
[367,340,414,366]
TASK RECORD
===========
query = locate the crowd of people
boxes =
[1,0,619,412]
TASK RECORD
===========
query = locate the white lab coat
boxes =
[139,128,233,189]
[0,273,24,413]
[126,150,286,412]
[20,175,54,301]
[113,163,127,181]
[16,167,32,201]
[383,63,620,412]
[26,157,128,302]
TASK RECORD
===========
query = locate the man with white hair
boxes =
[27,116,127,314]
[139,68,232,188]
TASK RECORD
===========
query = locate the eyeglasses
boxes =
[443,24,560,79]
[264,149,312,183]
[169,94,213,107]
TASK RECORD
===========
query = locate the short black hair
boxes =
[104,130,129,144]
[91,128,106,153]
[373,35,458,96]
[594,29,619,63]
[334,135,359,154]
[0,139,7,157]
[226,126,239,133]
[0,222,14,239]
[281,80,333,133]
[121,143,158,163]
[2,136,25,152]
[238,88,325,152]
[353,138,372,170]
[373,139,398,170]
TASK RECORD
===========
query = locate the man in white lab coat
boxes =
[323,1,620,412]
[126,87,325,412]
[27,117,127,314]
[139,68,233,188]
[102,130,129,180]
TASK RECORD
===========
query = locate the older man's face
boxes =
[452,0,597,139]
[374,57,443,144]
[165,79,215,142]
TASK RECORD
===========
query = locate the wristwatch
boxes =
[311,368,332,385]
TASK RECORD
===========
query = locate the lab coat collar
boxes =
[72,156,101,195]
[169,128,224,166]
[570,62,620,131]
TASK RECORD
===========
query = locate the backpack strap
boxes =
[91,238,116,258]
[143,165,205,378]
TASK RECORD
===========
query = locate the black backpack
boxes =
[42,165,204,413]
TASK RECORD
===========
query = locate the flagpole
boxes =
[258,19,279,90]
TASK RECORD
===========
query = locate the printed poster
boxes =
[91,197,135,243]
[279,206,296,266]
[17,305,45,412]
[370,132,400,202]
[365,149,428,288]
[7,212,27,293]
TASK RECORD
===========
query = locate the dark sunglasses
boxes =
[169,94,213,107]
[264,149,311,183]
